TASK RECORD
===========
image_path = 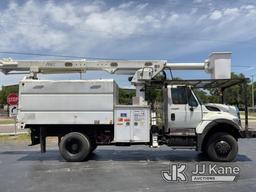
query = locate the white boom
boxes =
[0,52,231,105]
[0,59,165,75]
[0,52,231,80]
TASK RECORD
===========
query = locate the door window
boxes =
[171,87,187,104]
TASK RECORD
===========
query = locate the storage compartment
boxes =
[114,105,150,142]
[18,79,118,125]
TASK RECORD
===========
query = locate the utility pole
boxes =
[252,74,255,109]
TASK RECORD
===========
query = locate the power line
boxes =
[0,51,142,61]
[0,51,97,59]
[232,66,255,68]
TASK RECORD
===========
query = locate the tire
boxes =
[59,132,91,162]
[200,148,207,155]
[206,132,238,162]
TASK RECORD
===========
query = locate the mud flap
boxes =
[29,128,40,146]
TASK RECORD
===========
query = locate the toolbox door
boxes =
[132,109,150,142]
[114,110,132,142]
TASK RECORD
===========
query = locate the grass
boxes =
[240,111,256,118]
[249,112,256,117]
[0,133,30,141]
[0,119,15,124]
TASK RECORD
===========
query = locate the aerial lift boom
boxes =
[0,52,231,104]
[0,52,231,78]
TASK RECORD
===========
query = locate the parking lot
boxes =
[0,137,256,192]
[0,118,255,192]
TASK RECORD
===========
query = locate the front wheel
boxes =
[59,132,91,162]
[206,132,238,162]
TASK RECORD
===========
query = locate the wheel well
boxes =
[201,123,240,152]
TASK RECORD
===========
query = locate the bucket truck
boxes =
[0,52,245,162]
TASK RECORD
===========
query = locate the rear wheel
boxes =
[200,147,207,155]
[206,132,238,162]
[59,132,91,162]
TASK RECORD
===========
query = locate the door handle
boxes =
[189,106,194,111]
[171,113,175,121]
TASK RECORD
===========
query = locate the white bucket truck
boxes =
[0,52,246,162]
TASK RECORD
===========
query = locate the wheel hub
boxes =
[71,144,78,151]
[66,139,81,154]
[215,140,231,156]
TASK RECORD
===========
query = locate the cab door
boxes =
[186,87,202,128]
[167,86,188,128]
[167,86,202,130]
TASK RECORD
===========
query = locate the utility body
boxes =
[0,52,245,162]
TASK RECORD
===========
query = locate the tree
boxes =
[222,73,250,107]
[118,89,135,105]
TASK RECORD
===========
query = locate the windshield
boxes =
[191,88,203,105]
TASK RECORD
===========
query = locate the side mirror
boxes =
[189,106,194,111]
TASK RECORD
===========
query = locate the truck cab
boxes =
[162,84,242,161]
[164,85,240,131]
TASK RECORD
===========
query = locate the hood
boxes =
[204,103,239,118]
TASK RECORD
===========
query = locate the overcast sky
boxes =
[0,0,256,87]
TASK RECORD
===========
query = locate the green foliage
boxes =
[193,89,209,103]
[145,87,162,103]
[0,72,254,108]
[0,85,19,104]
[191,73,252,106]
[193,89,219,104]
[118,72,252,107]
[222,73,247,106]
[0,119,15,124]
[119,89,135,105]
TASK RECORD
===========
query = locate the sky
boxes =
[0,0,256,87]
